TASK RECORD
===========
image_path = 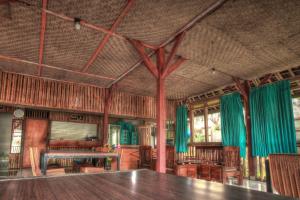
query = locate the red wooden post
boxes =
[130,34,186,173]
[156,76,166,172]
[102,87,113,146]
[243,80,255,177]
[234,78,255,177]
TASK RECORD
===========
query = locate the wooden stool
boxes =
[80,167,104,173]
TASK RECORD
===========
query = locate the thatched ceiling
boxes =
[0,0,299,100]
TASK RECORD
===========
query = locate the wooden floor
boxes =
[0,169,295,200]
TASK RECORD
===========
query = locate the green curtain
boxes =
[220,92,246,157]
[116,121,138,145]
[175,105,189,153]
[250,80,297,157]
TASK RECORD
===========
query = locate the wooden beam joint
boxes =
[130,40,159,78]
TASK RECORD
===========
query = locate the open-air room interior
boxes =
[0,0,300,199]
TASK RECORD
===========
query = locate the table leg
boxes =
[43,156,47,175]
[117,156,120,171]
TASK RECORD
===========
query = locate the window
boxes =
[108,124,121,146]
[292,98,300,142]
[193,115,205,142]
[50,121,98,140]
[208,112,221,142]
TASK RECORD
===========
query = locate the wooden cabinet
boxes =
[175,164,197,178]
[198,164,223,183]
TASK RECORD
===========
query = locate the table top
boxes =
[44,151,119,157]
[0,169,296,200]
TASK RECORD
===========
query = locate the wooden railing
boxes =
[0,71,176,120]
[176,143,223,164]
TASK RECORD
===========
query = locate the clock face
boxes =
[14,109,24,118]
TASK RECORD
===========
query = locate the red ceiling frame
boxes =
[0,54,115,81]
[130,40,158,77]
[37,0,47,76]
[81,0,134,72]
[108,0,228,87]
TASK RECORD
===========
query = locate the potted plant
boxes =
[104,157,112,170]
[103,144,115,170]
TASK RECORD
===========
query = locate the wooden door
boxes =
[23,119,48,168]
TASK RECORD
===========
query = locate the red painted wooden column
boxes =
[102,87,113,146]
[234,78,255,177]
[131,34,186,173]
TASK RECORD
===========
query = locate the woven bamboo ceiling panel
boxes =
[201,0,300,79]
[88,36,140,78]
[0,3,41,62]
[116,0,216,45]
[48,0,127,29]
[0,0,299,100]
[43,15,106,72]
[117,65,156,96]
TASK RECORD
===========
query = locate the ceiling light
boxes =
[74,17,81,30]
[212,68,216,75]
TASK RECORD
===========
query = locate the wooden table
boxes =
[0,170,296,200]
[41,151,120,175]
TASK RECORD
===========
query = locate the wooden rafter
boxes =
[130,40,158,78]
[0,54,115,81]
[37,0,47,76]
[81,0,134,72]
[162,57,186,79]
[233,77,247,99]
[259,73,273,86]
[165,32,186,68]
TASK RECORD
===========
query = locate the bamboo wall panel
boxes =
[0,72,176,120]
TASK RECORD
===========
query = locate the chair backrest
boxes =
[166,146,175,169]
[139,145,152,167]
[195,145,223,164]
[223,146,240,168]
[269,154,300,198]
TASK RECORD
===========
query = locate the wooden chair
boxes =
[166,146,175,174]
[29,147,65,176]
[198,163,211,180]
[139,146,153,169]
[222,146,243,185]
[269,154,300,198]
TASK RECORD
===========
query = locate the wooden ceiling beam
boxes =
[164,32,185,68]
[130,40,158,78]
[162,57,186,79]
[37,0,48,76]
[81,0,134,72]
[259,73,273,86]
[0,54,115,81]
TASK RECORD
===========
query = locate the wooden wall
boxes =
[0,71,176,120]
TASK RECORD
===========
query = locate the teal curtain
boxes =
[221,92,246,157]
[250,80,297,157]
[116,121,138,145]
[175,105,189,153]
